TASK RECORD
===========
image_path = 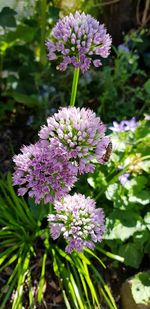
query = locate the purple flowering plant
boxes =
[12,11,112,254]
[109,117,138,133]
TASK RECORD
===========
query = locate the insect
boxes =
[102,141,112,163]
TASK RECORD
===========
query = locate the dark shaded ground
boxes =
[0,106,38,173]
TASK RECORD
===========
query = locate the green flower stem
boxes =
[70,68,80,107]
[39,0,47,65]
[96,246,124,262]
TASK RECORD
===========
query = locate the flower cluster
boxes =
[39,107,110,174]
[48,193,105,253]
[46,11,112,73]
[12,10,110,253]
[13,139,77,204]
[110,117,138,132]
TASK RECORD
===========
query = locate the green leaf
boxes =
[87,177,96,189]
[48,6,60,22]
[0,100,14,120]
[84,248,106,268]
[129,192,150,205]
[96,246,124,262]
[144,79,150,94]
[28,198,49,220]
[106,183,118,200]
[134,229,150,247]
[135,120,150,141]
[105,210,143,241]
[131,272,150,305]
[12,252,30,308]
[5,24,37,43]
[9,92,40,107]
[69,272,85,309]
[37,253,47,304]
[0,7,16,28]
[119,243,143,268]
[128,175,150,205]
[144,212,150,230]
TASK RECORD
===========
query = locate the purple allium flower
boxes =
[46,11,112,73]
[39,107,111,174]
[12,139,77,204]
[119,173,130,185]
[48,193,105,253]
[110,117,138,132]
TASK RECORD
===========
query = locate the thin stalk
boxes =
[70,68,80,107]
[0,54,3,79]
[96,247,124,262]
[39,0,47,65]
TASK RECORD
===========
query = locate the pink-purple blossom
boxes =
[110,117,138,132]
[48,193,105,253]
[39,107,111,174]
[12,139,77,204]
[119,173,130,185]
[46,11,112,73]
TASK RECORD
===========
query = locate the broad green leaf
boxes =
[144,212,150,230]
[48,6,60,22]
[129,191,150,205]
[87,177,96,189]
[134,229,150,247]
[106,183,118,200]
[0,7,16,28]
[119,243,143,268]
[144,79,150,94]
[6,24,37,43]
[131,272,150,305]
[105,210,143,241]
[9,92,40,107]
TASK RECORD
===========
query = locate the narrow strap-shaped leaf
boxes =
[12,251,30,308]
[37,252,47,304]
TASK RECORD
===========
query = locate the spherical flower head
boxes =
[12,139,77,204]
[46,11,112,73]
[39,107,111,174]
[48,193,105,253]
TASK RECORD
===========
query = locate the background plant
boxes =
[79,117,150,269]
